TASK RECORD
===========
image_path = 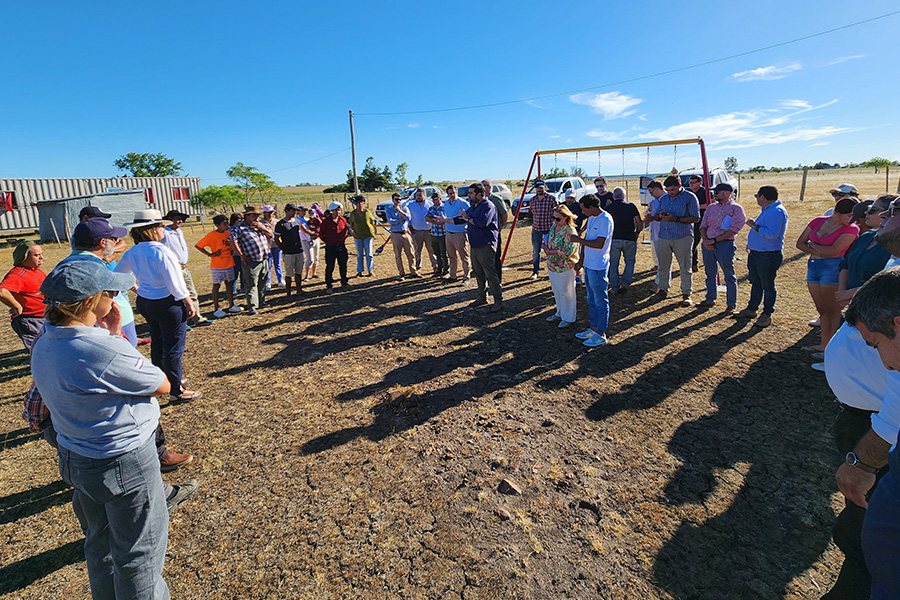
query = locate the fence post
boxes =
[799,167,809,202]
[887,165,890,194]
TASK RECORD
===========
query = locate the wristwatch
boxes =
[846,451,879,473]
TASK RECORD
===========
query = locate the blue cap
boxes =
[72,218,128,248]
[40,259,135,304]
[534,179,546,186]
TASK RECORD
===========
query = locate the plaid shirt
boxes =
[232,221,270,262]
[426,204,447,237]
[530,192,559,232]
[23,381,49,431]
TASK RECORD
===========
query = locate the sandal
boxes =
[170,390,202,404]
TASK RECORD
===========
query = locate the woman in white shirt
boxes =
[116,210,201,403]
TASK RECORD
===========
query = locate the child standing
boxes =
[195,215,243,318]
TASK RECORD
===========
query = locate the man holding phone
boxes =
[649,175,701,306]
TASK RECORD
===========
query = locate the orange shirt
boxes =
[196,230,235,269]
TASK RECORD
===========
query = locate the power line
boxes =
[355,10,900,117]
[203,147,351,181]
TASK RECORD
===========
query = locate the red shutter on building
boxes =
[145,189,155,205]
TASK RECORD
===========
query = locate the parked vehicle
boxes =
[678,167,740,202]
[511,177,597,218]
[456,183,513,209]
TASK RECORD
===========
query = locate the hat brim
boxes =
[123,219,172,229]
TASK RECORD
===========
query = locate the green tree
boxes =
[114,152,183,177]
[395,162,409,186]
[724,156,738,172]
[226,162,280,203]
[191,185,244,211]
[415,174,424,186]
[570,166,587,179]
[864,157,893,173]
[541,167,568,179]
[357,157,391,191]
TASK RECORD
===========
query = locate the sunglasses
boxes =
[831,192,847,198]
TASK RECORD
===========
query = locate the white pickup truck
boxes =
[511,177,597,217]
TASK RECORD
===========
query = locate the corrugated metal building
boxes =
[0,176,202,232]
[35,190,147,242]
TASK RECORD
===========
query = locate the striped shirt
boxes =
[653,189,700,239]
[426,204,447,237]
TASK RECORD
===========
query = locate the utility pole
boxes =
[349,110,360,197]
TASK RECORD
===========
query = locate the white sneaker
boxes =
[558,321,572,329]
[530,273,539,280]
[213,309,227,319]
[583,333,608,347]
[575,328,595,340]
[546,314,561,322]
[227,306,244,313]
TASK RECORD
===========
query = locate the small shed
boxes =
[35,190,146,242]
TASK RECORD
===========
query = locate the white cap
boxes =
[328,202,342,211]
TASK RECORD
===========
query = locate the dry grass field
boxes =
[1,167,898,599]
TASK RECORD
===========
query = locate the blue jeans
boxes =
[58,435,170,599]
[746,250,783,315]
[532,228,549,274]
[354,237,374,273]
[807,256,842,285]
[268,246,283,285]
[584,267,610,334]
[135,295,187,393]
[701,240,737,306]
[608,239,637,290]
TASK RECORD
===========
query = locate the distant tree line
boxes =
[738,157,898,174]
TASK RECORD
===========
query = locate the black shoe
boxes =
[167,479,199,513]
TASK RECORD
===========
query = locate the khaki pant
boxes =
[390,232,417,276]
[411,229,436,272]
[446,231,470,279]
[654,235,694,295]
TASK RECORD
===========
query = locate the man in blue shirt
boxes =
[649,175,701,306]
[734,185,789,328]
[454,182,502,311]
[384,192,418,279]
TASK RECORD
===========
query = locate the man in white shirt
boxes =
[567,194,614,347]
[162,210,209,325]
[407,188,437,273]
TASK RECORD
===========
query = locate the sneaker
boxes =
[546,314,562,322]
[227,305,244,313]
[248,308,258,315]
[583,333,608,347]
[812,362,825,372]
[160,451,193,473]
[735,308,757,319]
[723,306,735,315]
[529,273,539,280]
[213,309,227,319]
[137,338,152,346]
[185,325,193,332]
[680,295,693,307]
[302,277,310,282]
[167,479,200,514]
[808,317,820,327]
[558,321,573,329]
[652,290,668,300]
[697,300,715,308]
[575,328,595,340]
[754,313,772,328]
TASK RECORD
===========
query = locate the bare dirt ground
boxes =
[1,171,896,599]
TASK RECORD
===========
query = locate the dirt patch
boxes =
[1,195,851,598]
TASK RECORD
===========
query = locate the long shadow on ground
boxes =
[653,341,837,599]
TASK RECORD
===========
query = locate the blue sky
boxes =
[2,1,898,187]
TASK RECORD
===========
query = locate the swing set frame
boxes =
[501,137,711,264]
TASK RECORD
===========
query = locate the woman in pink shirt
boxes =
[796,198,859,360]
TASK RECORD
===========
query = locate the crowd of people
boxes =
[5,176,900,598]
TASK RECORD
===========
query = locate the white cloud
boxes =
[826,54,866,66]
[586,130,630,142]
[638,99,848,150]
[809,142,830,147]
[731,63,802,82]
[408,123,420,128]
[570,92,643,120]
[549,134,560,138]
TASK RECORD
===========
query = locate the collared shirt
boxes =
[114,241,189,300]
[0,266,45,317]
[653,189,700,239]
[232,220,271,262]
[319,215,350,245]
[531,192,559,232]
[161,227,189,264]
[407,200,433,231]
[385,203,411,233]
[700,199,746,240]
[747,200,788,252]
[31,325,165,458]
[456,200,498,248]
[597,191,614,210]
[426,204,447,237]
[441,198,470,233]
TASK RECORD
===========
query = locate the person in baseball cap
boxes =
[78,206,111,220]
[829,183,859,198]
[712,182,734,194]
[72,218,128,250]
